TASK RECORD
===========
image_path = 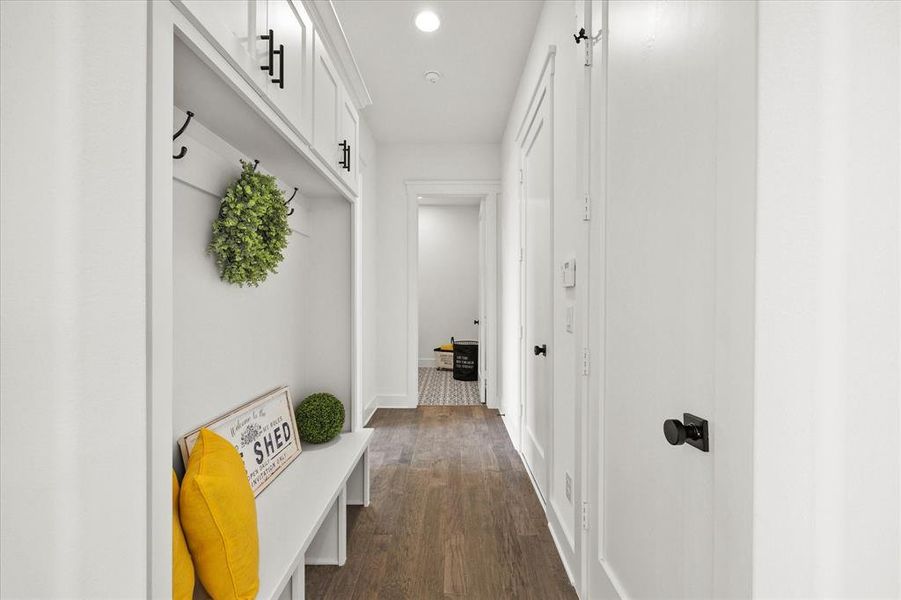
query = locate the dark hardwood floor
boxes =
[306,406,577,600]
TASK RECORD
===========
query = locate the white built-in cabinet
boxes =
[313,32,340,172]
[176,0,359,195]
[260,0,314,140]
[310,32,359,188]
[338,91,359,187]
[178,0,266,89]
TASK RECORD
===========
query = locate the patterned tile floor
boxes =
[417,367,481,406]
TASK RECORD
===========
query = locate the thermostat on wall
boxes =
[561,259,576,288]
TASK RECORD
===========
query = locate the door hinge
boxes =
[581,28,603,67]
[583,194,591,221]
[519,247,524,262]
[581,501,590,530]
[519,169,524,184]
[519,325,524,340]
[581,348,590,376]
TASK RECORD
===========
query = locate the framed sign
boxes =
[178,386,302,496]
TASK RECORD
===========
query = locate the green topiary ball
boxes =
[295,393,345,444]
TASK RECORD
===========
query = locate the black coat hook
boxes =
[573,27,588,44]
[173,110,194,159]
[284,187,298,216]
[252,159,260,172]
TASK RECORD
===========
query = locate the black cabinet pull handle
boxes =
[260,29,274,76]
[272,43,284,89]
[533,344,547,356]
[338,140,351,172]
[260,31,284,89]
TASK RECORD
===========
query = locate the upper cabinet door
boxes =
[313,31,341,174]
[178,0,266,90]
[260,0,313,141]
[338,91,359,190]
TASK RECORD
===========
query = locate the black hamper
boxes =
[452,339,478,381]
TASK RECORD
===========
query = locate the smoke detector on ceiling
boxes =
[424,70,442,84]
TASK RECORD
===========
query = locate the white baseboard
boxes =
[418,357,436,368]
[548,500,577,588]
[501,413,520,452]
[599,558,630,599]
[363,396,379,425]
[376,394,414,409]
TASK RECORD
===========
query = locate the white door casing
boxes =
[475,200,488,402]
[583,0,618,598]
[520,60,554,505]
[404,181,501,409]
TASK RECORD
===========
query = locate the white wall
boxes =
[374,144,499,405]
[417,205,480,363]
[499,0,584,578]
[302,195,353,411]
[754,2,901,597]
[0,2,148,596]
[172,117,352,468]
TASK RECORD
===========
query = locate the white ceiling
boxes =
[333,0,543,144]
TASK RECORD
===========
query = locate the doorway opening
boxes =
[405,181,500,409]
[417,197,481,405]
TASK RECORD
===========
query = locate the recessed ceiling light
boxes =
[415,10,440,33]
[424,70,441,84]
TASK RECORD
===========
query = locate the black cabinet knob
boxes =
[474,319,480,325]
[533,344,547,356]
[663,413,709,452]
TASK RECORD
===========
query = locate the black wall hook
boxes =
[573,28,588,44]
[173,110,194,159]
[252,159,260,172]
[284,187,298,216]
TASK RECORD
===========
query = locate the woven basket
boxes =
[433,348,454,370]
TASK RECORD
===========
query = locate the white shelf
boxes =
[255,429,373,599]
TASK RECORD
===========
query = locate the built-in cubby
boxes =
[172,36,352,470]
[167,17,366,599]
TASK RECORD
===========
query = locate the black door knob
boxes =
[534,344,547,356]
[663,413,709,452]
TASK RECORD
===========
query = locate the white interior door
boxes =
[521,76,553,503]
[587,1,756,598]
[602,0,717,592]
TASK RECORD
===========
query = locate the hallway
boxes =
[306,407,576,599]
[2,1,900,598]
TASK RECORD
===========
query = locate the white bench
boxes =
[254,429,373,600]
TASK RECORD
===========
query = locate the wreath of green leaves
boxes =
[208,160,291,287]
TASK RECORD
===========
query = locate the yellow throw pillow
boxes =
[180,429,259,600]
[172,470,195,600]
